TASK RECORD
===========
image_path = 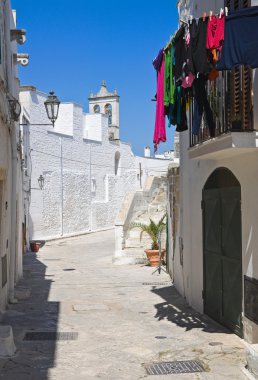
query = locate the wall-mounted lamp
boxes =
[20,90,61,128]
[44,91,60,127]
[8,97,21,121]
[38,175,44,190]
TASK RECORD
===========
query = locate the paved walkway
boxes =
[0,230,249,379]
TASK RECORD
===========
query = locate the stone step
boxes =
[113,248,148,265]
[0,326,16,357]
[124,238,151,249]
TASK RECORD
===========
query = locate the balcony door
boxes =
[202,168,243,336]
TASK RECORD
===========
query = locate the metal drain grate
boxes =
[142,282,171,286]
[209,342,223,346]
[24,332,78,341]
[146,360,204,375]
[44,259,61,261]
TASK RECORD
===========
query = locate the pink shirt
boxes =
[206,15,225,50]
[153,56,166,151]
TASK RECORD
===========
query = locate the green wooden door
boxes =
[203,186,242,336]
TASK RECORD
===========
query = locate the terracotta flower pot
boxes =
[30,241,41,253]
[144,249,165,267]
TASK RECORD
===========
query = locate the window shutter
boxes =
[224,0,253,130]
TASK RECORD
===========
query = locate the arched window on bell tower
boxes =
[94,104,100,113]
[104,104,112,125]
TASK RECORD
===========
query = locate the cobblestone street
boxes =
[0,230,249,379]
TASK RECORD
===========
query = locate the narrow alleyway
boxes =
[0,230,248,379]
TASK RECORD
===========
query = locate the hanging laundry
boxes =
[164,45,175,107]
[218,6,258,70]
[153,49,164,72]
[186,19,197,76]
[182,72,195,88]
[174,26,187,83]
[192,75,215,137]
[206,14,225,51]
[171,86,188,132]
[208,67,219,81]
[192,18,210,75]
[182,22,196,89]
[153,52,166,151]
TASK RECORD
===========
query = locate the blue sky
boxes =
[13,0,178,156]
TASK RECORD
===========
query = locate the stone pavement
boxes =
[0,230,250,379]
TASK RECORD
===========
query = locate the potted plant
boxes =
[30,241,41,253]
[130,215,166,267]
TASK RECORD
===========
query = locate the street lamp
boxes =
[38,175,44,190]
[19,90,60,127]
[44,91,60,127]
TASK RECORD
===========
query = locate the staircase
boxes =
[114,176,167,265]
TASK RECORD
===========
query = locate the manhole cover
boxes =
[63,268,75,271]
[209,342,223,346]
[155,336,167,339]
[24,332,78,341]
[142,282,171,286]
[146,360,205,375]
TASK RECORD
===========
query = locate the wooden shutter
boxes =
[224,0,253,131]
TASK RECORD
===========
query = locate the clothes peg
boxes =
[189,15,193,24]
[209,11,213,21]
[219,8,224,18]
[202,12,206,22]
[225,6,228,16]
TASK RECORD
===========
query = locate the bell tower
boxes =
[89,80,120,140]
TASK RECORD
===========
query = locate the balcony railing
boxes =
[189,67,254,148]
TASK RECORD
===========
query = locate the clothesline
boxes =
[179,6,228,26]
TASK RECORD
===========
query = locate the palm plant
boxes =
[130,214,166,250]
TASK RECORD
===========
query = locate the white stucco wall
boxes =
[20,88,170,241]
[174,124,258,341]
[83,114,103,141]
[191,0,224,18]
[0,1,25,311]
[135,156,175,188]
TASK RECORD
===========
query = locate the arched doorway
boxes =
[202,168,242,336]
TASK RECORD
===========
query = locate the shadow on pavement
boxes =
[151,285,231,334]
[0,252,59,380]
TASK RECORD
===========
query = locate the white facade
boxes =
[20,86,171,242]
[170,0,258,349]
[0,1,26,311]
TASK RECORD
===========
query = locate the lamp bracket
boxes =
[10,29,26,45]
[14,53,29,66]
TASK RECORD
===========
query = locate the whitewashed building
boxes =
[0,1,27,312]
[169,0,258,372]
[20,82,172,243]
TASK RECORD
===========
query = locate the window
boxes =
[104,104,112,125]
[94,104,100,113]
[115,151,120,176]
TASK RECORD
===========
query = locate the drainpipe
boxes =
[89,143,92,231]
[60,137,64,236]
[9,121,17,303]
